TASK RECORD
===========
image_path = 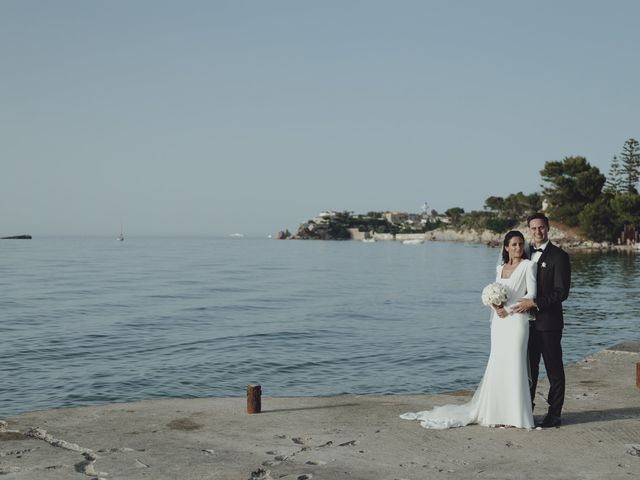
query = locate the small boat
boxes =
[229,233,244,238]
[362,238,376,243]
[402,239,424,245]
[117,220,124,242]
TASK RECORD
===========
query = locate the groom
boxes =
[514,213,571,428]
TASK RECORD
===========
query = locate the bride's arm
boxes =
[511,261,538,313]
[524,261,537,300]
[492,265,509,317]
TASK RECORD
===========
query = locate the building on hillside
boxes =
[383,211,409,224]
[318,211,337,219]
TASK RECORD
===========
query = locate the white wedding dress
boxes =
[401,259,537,429]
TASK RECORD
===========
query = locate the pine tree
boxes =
[604,155,623,193]
[619,138,640,194]
[540,156,605,226]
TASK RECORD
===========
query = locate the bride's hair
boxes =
[502,230,526,264]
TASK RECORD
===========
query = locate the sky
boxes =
[2,0,639,237]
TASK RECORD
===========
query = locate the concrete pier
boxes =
[1,343,639,479]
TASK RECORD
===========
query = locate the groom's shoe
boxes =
[537,414,561,428]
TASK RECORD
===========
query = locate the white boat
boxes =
[402,239,424,245]
[229,233,244,238]
[362,238,376,243]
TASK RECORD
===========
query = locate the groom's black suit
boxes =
[528,241,571,418]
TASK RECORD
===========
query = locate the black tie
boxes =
[532,247,543,253]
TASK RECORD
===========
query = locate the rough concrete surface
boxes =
[1,345,639,479]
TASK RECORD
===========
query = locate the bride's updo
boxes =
[502,230,526,264]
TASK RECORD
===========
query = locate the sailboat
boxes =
[117,220,124,242]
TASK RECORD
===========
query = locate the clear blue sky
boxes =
[2,1,638,236]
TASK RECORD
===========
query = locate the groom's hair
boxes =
[527,212,549,227]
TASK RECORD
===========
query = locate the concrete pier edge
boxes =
[1,342,639,479]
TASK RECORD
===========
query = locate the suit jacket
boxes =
[533,242,571,331]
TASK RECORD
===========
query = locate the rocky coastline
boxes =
[406,224,628,252]
[277,221,635,253]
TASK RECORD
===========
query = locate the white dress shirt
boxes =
[531,241,549,263]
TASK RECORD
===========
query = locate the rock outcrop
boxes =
[1,234,32,239]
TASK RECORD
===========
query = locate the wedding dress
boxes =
[401,259,537,429]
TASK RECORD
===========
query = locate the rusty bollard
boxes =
[636,363,640,389]
[247,384,261,414]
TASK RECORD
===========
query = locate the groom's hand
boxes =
[513,298,536,313]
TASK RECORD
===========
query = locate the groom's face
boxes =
[529,218,549,247]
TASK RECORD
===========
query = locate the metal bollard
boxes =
[247,384,261,414]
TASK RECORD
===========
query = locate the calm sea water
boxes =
[1,237,639,416]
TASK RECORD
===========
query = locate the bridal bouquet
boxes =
[481,282,509,307]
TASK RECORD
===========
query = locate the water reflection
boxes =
[564,251,640,363]
[570,250,639,286]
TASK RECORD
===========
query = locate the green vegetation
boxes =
[540,156,606,227]
[442,191,540,234]
[573,139,640,242]
[296,138,640,242]
[459,212,518,233]
[449,138,640,242]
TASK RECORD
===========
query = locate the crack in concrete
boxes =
[24,427,108,479]
[25,427,93,454]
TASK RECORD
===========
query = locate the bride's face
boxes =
[505,236,524,261]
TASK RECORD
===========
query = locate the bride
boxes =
[401,230,537,429]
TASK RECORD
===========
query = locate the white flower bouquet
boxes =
[481,282,509,307]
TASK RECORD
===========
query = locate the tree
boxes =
[579,194,617,242]
[540,156,606,226]
[445,207,465,223]
[484,192,541,220]
[335,210,354,221]
[484,216,518,233]
[484,196,505,212]
[604,155,623,194]
[501,192,542,220]
[611,192,640,226]
[579,192,640,242]
[618,138,640,194]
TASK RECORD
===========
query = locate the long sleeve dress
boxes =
[401,259,537,429]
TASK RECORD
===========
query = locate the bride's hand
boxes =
[494,305,508,318]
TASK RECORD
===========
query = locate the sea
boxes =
[1,236,639,417]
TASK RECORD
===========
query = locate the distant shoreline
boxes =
[284,225,638,252]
